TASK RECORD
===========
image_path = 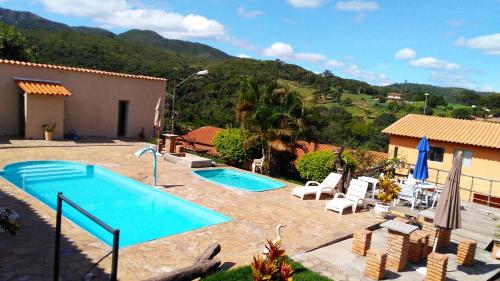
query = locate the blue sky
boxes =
[2,0,499,92]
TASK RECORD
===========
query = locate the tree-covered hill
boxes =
[0,6,498,151]
[117,29,231,61]
[0,7,230,61]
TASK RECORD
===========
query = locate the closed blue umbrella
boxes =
[413,136,430,181]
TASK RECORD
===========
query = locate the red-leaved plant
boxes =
[251,239,294,281]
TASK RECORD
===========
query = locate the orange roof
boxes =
[382,114,500,149]
[1,59,166,81]
[16,80,72,96]
[180,126,222,146]
[177,126,388,164]
[295,141,340,159]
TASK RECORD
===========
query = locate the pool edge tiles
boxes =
[0,160,230,247]
[193,168,285,192]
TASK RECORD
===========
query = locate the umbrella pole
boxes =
[432,228,439,252]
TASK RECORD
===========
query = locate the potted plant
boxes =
[374,176,400,218]
[43,123,56,141]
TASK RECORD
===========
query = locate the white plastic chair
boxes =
[431,188,442,208]
[251,155,265,174]
[394,182,420,210]
[292,173,342,200]
[325,179,368,215]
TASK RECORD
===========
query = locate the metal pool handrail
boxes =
[54,192,120,281]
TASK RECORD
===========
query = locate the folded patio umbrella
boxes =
[153,97,162,131]
[153,97,162,151]
[433,151,463,251]
[413,136,430,181]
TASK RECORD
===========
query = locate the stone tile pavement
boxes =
[302,227,500,281]
[0,142,383,280]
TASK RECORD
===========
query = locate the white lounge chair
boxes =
[325,179,368,215]
[292,173,342,200]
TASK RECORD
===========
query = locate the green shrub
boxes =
[452,108,471,120]
[213,128,251,164]
[296,151,334,182]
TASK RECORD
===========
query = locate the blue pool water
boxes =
[193,169,285,192]
[0,161,229,247]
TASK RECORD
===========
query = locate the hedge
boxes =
[296,151,334,182]
[213,128,250,164]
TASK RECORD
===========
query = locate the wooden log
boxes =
[145,243,222,281]
[194,243,221,263]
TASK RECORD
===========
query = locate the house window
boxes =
[454,149,472,167]
[428,146,445,162]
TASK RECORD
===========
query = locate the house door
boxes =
[117,101,129,137]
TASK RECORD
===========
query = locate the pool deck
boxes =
[0,141,383,280]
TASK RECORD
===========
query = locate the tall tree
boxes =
[0,23,34,61]
[236,78,304,175]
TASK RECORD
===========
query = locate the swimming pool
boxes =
[0,161,229,247]
[193,169,285,192]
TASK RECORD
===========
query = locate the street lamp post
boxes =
[170,70,209,134]
[423,92,430,115]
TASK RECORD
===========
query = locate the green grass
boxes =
[202,258,332,281]
[274,175,306,186]
[279,79,316,102]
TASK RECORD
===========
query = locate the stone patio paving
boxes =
[300,227,500,281]
[0,141,383,280]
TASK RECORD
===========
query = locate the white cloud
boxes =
[262,42,327,63]
[455,33,500,55]
[341,63,391,86]
[38,0,129,17]
[326,59,345,67]
[409,57,460,70]
[237,54,251,58]
[482,85,494,92]
[294,53,328,62]
[262,42,294,57]
[287,0,325,8]
[430,71,474,89]
[236,6,263,19]
[335,1,379,11]
[394,48,416,60]
[324,59,391,86]
[102,9,225,39]
[36,0,226,40]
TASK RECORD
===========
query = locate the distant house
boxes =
[383,114,500,207]
[0,59,166,139]
[177,127,388,169]
[177,126,222,156]
[386,92,403,102]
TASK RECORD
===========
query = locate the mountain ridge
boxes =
[0,6,496,96]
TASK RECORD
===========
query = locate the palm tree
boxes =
[236,78,304,174]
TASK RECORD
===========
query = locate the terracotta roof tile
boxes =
[178,127,388,164]
[382,114,500,149]
[16,80,72,96]
[0,59,166,81]
[180,126,222,146]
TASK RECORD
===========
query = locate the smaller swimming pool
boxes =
[193,169,285,192]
